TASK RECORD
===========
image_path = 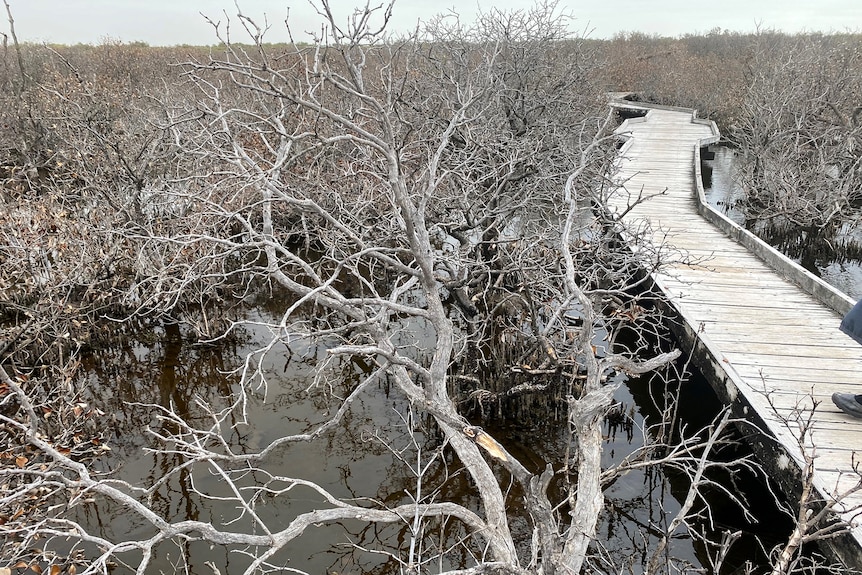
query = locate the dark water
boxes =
[79,314,425,574]
[702,146,862,299]
[65,297,794,574]
[53,149,819,571]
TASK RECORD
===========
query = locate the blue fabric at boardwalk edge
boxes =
[840,299,862,345]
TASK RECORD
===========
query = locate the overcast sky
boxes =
[6,0,862,46]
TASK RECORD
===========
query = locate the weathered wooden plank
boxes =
[696,318,843,331]
[723,352,862,373]
[705,335,855,352]
[731,364,862,385]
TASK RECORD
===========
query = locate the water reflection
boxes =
[70,305,791,574]
[702,147,747,227]
[702,146,862,298]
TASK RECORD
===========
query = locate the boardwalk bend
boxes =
[609,101,862,565]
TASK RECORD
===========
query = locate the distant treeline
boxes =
[6,29,862,133]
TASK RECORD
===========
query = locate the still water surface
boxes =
[73,297,791,574]
[62,147,834,571]
[66,144,830,573]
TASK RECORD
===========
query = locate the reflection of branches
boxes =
[645,410,754,573]
[0,2,770,575]
[143,363,388,465]
[4,368,506,575]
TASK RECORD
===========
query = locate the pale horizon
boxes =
[5,0,862,47]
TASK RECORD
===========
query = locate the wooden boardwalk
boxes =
[609,104,862,565]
